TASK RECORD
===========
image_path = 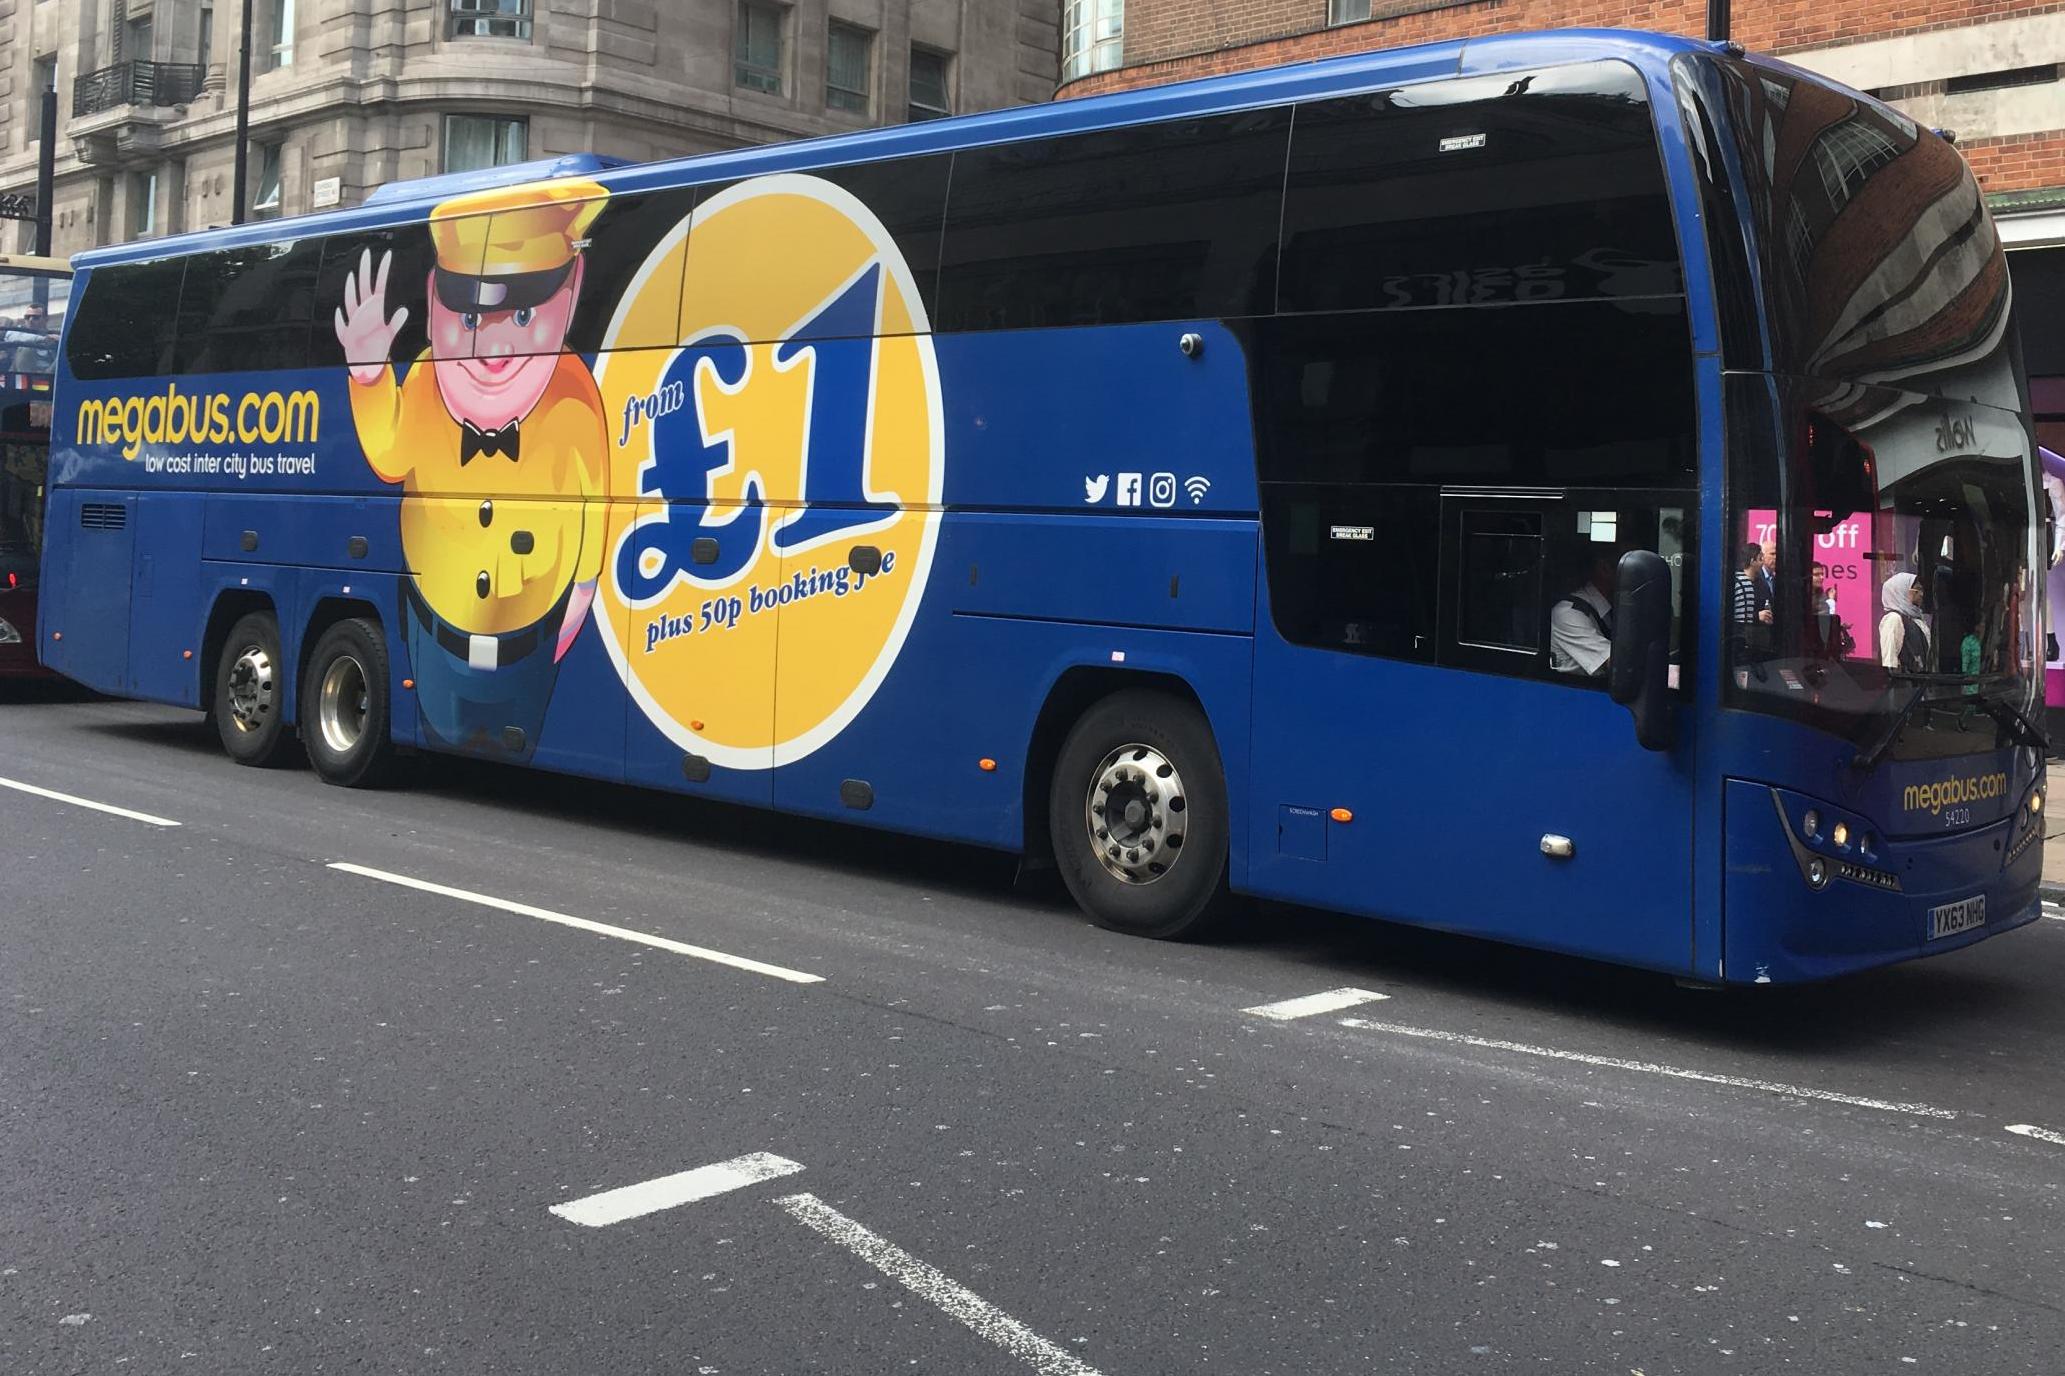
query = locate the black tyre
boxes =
[1049,689,1231,939]
[213,611,294,767]
[301,618,398,788]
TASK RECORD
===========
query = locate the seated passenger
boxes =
[1550,549,1617,678]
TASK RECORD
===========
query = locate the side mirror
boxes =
[1804,412,1875,532]
[1610,548,1675,752]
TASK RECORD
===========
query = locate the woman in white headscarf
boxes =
[1878,572,1929,672]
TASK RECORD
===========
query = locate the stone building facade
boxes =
[0,0,1060,255]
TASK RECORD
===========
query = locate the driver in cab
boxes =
[1550,548,1617,678]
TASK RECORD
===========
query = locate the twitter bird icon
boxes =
[1083,474,1110,504]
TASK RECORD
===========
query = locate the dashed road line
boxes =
[0,775,181,828]
[1335,1017,1959,1119]
[776,1192,1105,1376]
[1242,987,1391,1021]
[2005,1123,2065,1146]
[326,861,824,984]
[551,1152,805,1227]
[2040,899,2063,922]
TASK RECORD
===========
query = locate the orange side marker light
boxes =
[690,719,705,731]
[1330,807,1353,824]
[978,758,997,772]
[401,678,415,690]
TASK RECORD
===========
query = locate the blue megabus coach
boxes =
[42,29,2048,981]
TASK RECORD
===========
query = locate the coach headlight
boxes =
[0,616,20,645]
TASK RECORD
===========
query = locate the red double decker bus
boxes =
[0,254,68,679]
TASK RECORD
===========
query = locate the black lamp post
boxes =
[231,0,254,225]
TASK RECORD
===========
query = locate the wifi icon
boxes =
[1183,475,1212,505]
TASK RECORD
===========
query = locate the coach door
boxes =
[1247,478,1700,974]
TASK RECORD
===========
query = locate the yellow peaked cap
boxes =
[430,178,609,277]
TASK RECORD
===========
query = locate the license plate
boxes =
[1929,895,1987,940]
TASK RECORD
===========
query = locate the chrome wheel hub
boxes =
[226,645,275,734]
[1086,743,1186,885]
[317,654,369,756]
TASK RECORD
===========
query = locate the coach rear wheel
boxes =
[303,618,398,789]
[1049,689,1231,940]
[214,612,294,767]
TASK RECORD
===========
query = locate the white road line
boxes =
[1242,987,1392,1021]
[0,775,181,828]
[2005,1123,2065,1146]
[2041,901,2064,922]
[551,1152,804,1227]
[776,1192,1104,1376]
[326,862,824,984]
[1336,1018,1958,1120]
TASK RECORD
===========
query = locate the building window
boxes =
[449,0,533,40]
[1060,0,1123,82]
[735,2,784,96]
[30,56,55,141]
[1328,0,1372,23]
[1813,117,1901,211]
[252,143,283,219]
[132,172,159,238]
[268,0,295,70]
[827,23,872,114]
[909,48,950,121]
[445,114,528,173]
[200,5,215,64]
[126,15,155,62]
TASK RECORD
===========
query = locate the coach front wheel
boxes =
[214,612,294,767]
[1049,689,1231,940]
[303,618,398,788]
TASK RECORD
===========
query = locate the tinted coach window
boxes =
[936,109,1290,331]
[66,258,187,380]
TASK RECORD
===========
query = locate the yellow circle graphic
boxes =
[594,175,944,768]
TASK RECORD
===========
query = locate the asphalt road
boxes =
[3,684,2062,1375]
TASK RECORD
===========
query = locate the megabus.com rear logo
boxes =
[76,384,320,460]
[594,174,944,769]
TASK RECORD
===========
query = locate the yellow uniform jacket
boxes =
[349,350,608,638]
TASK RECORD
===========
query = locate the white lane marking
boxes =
[327,862,824,984]
[776,1192,1104,1376]
[0,775,181,828]
[2041,900,2064,922]
[1336,1018,1958,1120]
[1242,987,1392,1021]
[2006,1123,2065,1146]
[551,1152,804,1227]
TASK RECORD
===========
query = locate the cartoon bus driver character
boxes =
[333,179,610,759]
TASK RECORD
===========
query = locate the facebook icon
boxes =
[1116,472,1143,507]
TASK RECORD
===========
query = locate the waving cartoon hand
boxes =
[333,249,410,386]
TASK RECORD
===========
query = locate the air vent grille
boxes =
[79,502,126,531]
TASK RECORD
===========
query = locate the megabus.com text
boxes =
[76,386,320,461]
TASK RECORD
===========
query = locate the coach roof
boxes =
[74,27,1720,271]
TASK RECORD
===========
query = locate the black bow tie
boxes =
[460,421,520,465]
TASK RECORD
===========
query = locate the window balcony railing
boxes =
[71,62,206,118]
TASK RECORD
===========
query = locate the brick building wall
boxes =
[1060,0,2065,197]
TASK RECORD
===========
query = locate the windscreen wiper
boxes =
[1852,683,1927,774]
[1975,691,2047,751]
